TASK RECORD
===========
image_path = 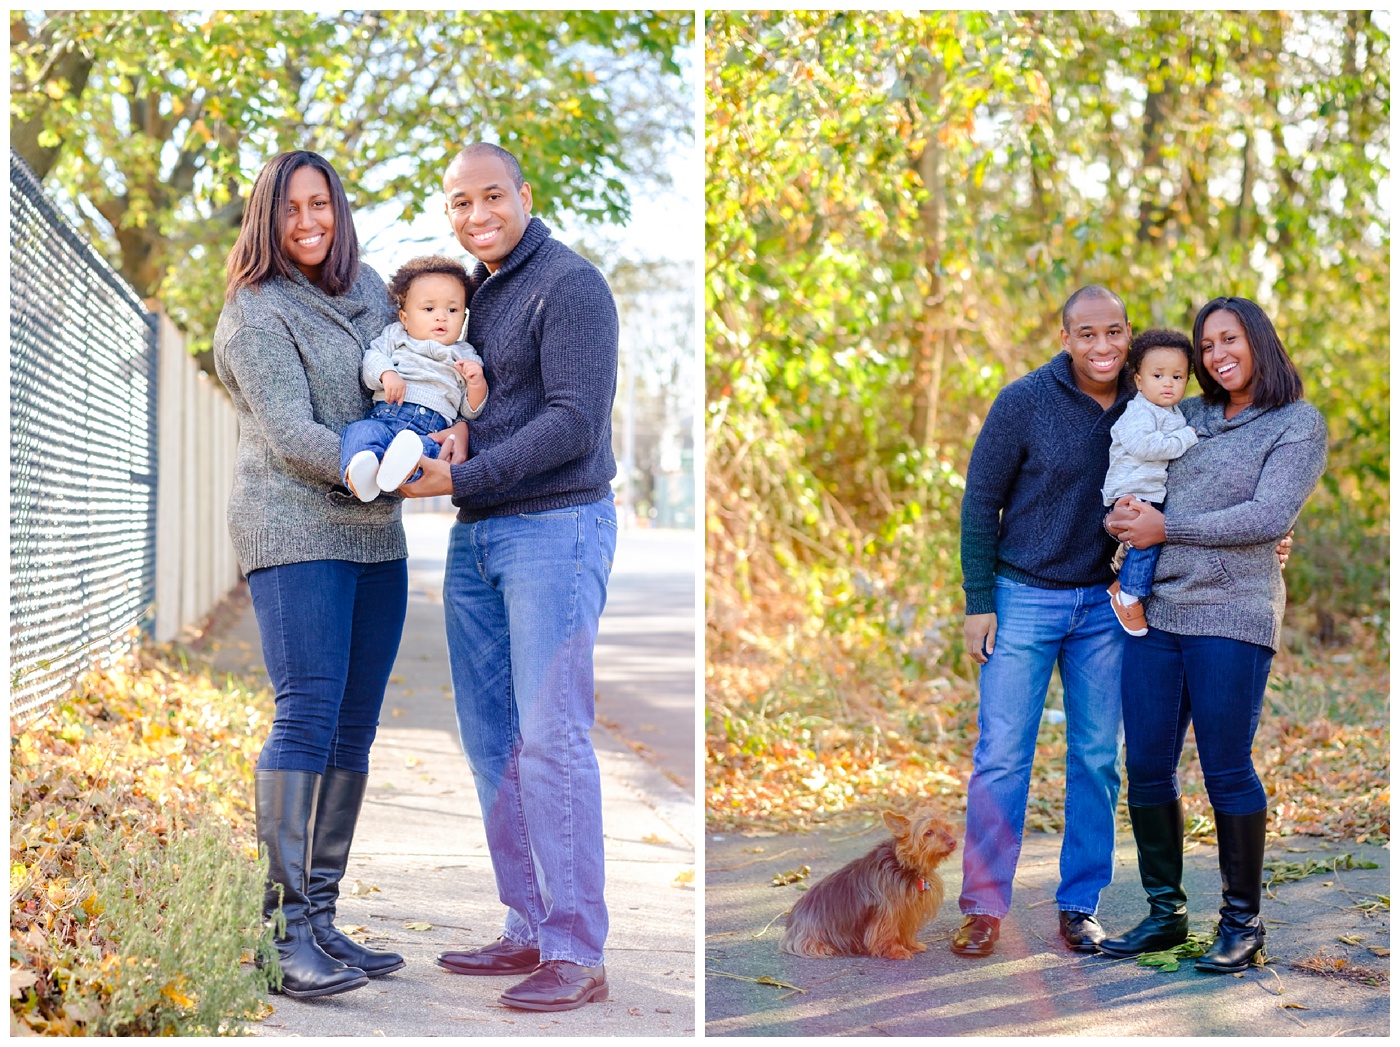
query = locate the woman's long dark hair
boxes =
[225,150,359,299]
[1191,296,1304,411]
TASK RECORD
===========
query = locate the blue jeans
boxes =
[1117,500,1164,599]
[339,401,445,485]
[248,558,408,774]
[960,577,1123,918]
[443,497,618,966]
[1122,628,1272,814]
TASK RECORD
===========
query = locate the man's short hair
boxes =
[1061,285,1128,331]
[452,142,525,189]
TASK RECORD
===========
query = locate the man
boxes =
[401,142,618,1011]
[953,285,1133,958]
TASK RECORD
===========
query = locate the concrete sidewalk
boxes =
[202,518,697,1036]
[705,821,1389,1036]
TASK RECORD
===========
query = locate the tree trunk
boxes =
[910,61,947,450]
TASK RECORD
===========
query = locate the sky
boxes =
[356,121,700,279]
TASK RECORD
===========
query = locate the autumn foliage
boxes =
[705,12,1389,841]
[10,642,274,1035]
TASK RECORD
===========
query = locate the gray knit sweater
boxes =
[213,266,406,573]
[1147,396,1328,650]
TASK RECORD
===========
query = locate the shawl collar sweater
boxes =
[213,265,405,572]
[1148,396,1327,650]
[960,351,1133,615]
[450,217,618,521]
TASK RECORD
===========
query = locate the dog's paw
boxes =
[876,944,915,961]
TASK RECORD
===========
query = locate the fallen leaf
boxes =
[1338,935,1366,946]
[10,970,38,999]
[404,920,433,931]
[641,833,670,844]
[1281,1002,1309,1010]
[673,868,695,886]
[755,974,801,989]
[404,756,421,768]
[772,865,810,886]
[347,880,381,896]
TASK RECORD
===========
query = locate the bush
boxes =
[10,643,277,1035]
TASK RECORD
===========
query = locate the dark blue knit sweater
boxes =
[959,351,1133,615]
[449,217,618,521]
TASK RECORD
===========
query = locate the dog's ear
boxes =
[882,811,910,835]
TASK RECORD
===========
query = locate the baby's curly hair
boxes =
[1125,327,1193,379]
[387,255,472,310]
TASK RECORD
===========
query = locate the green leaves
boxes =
[11,10,693,354]
[1137,931,1214,972]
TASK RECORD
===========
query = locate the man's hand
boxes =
[399,456,454,498]
[965,613,998,665]
[428,420,469,465]
[1277,530,1294,569]
[381,370,407,404]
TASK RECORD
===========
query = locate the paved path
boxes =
[203,518,697,1036]
[705,822,1389,1036]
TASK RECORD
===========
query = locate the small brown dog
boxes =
[780,810,958,960]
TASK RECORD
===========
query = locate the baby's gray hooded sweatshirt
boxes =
[1102,392,1198,505]
[361,321,487,423]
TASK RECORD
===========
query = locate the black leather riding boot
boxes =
[1196,807,1267,973]
[1098,800,1190,957]
[256,770,369,997]
[306,766,406,977]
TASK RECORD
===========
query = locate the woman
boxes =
[213,151,460,997]
[1097,297,1326,973]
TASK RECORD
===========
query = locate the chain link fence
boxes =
[9,150,159,721]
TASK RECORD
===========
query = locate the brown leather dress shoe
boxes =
[436,936,541,976]
[1059,910,1105,953]
[950,915,1000,957]
[500,960,608,1012]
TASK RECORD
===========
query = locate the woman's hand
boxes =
[1277,530,1294,569]
[399,456,454,498]
[428,421,469,465]
[1105,496,1166,549]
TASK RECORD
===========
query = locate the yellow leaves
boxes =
[160,976,196,1009]
[10,644,273,1033]
[673,868,695,888]
[403,920,433,931]
[44,79,67,101]
[347,879,380,896]
[641,833,670,844]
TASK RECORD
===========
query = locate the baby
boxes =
[1102,328,1198,635]
[340,256,488,501]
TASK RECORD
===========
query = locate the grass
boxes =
[10,638,278,1035]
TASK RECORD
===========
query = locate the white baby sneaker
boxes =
[345,450,381,502]
[376,429,423,492]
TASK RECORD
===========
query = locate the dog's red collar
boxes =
[918,878,929,892]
